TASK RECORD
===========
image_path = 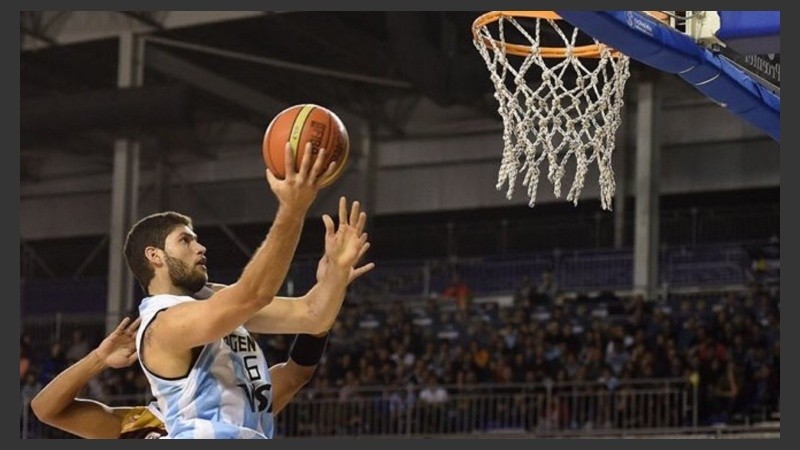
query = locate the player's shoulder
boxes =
[140,294,195,314]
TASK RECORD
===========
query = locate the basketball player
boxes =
[30,322,329,438]
[31,240,373,439]
[127,143,369,438]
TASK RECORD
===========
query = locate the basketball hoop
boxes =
[472,11,631,210]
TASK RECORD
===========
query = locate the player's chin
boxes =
[194,268,209,283]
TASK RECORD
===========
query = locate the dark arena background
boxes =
[20,11,779,439]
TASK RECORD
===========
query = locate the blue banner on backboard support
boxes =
[556,11,780,142]
[717,11,780,55]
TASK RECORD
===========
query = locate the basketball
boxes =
[262,104,350,188]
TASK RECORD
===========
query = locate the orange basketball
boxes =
[262,104,350,188]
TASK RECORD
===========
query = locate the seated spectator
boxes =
[339,371,361,401]
[418,374,449,433]
[467,340,491,382]
[605,339,631,376]
[708,360,740,424]
[419,375,449,405]
[390,343,416,372]
[442,273,471,311]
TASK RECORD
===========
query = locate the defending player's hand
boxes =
[94,317,140,369]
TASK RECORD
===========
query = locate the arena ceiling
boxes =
[20,12,494,178]
[21,11,697,184]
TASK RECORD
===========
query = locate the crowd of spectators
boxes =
[21,272,779,436]
[285,278,779,429]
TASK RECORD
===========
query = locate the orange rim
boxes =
[472,11,616,58]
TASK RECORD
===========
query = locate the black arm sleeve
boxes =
[288,333,329,367]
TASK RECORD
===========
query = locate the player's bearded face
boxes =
[165,253,207,293]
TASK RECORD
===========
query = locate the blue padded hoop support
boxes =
[556,11,780,142]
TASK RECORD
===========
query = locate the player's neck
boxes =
[148,277,192,297]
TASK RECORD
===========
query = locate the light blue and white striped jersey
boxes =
[136,294,275,439]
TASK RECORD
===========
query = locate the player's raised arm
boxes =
[245,196,373,334]
[143,143,337,352]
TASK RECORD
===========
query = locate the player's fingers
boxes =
[349,201,360,226]
[353,262,376,279]
[322,214,335,237]
[356,211,367,234]
[320,160,337,182]
[126,317,142,335]
[357,241,371,261]
[296,142,314,182]
[265,169,281,189]
[308,148,327,185]
[338,196,347,227]
[283,142,296,179]
[114,317,130,334]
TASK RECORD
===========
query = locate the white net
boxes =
[473,13,631,210]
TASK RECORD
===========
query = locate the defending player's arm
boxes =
[148,143,336,352]
[268,332,329,415]
[30,318,141,439]
[244,196,373,334]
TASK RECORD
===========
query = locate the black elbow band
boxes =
[288,333,328,367]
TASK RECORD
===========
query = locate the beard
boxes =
[165,254,208,294]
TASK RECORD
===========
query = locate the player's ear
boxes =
[145,246,164,267]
